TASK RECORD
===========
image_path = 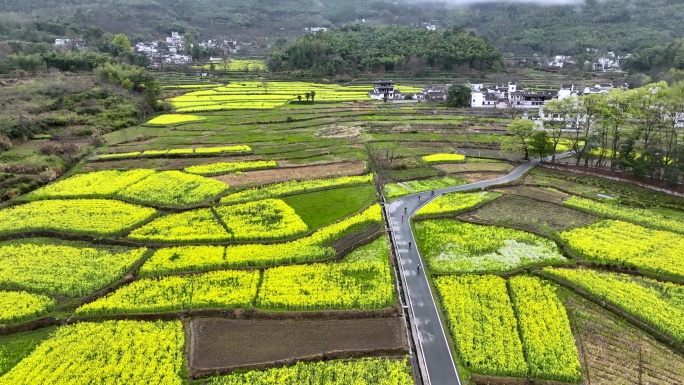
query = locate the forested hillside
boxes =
[623,39,684,82]
[446,0,684,55]
[1,0,683,56]
[267,25,503,77]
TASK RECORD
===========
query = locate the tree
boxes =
[310,90,316,103]
[503,105,522,120]
[446,85,472,108]
[305,92,311,102]
[530,131,554,160]
[191,45,201,62]
[598,90,632,170]
[542,98,577,162]
[111,34,132,56]
[261,78,269,94]
[573,94,603,167]
[297,95,302,102]
[503,118,535,160]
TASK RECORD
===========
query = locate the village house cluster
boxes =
[133,32,252,67]
[469,82,627,109]
[53,38,86,51]
[517,50,630,73]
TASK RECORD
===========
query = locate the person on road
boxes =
[408,241,412,248]
[417,264,421,273]
[432,190,435,196]
[404,207,407,213]
[401,213,405,222]
[418,195,421,201]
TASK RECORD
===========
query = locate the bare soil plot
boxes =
[189,317,407,377]
[213,161,366,189]
[559,288,684,385]
[435,162,513,174]
[81,155,261,172]
[455,172,508,184]
[496,186,569,204]
[460,195,598,234]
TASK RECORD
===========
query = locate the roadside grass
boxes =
[282,184,377,230]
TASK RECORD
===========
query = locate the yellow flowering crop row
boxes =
[128,199,307,243]
[0,199,157,237]
[27,169,155,200]
[137,205,382,274]
[0,238,146,297]
[508,276,581,383]
[435,275,528,377]
[208,358,413,385]
[184,160,278,176]
[195,145,253,154]
[415,220,567,274]
[421,153,466,164]
[91,145,252,160]
[256,241,393,311]
[75,270,260,316]
[79,238,391,314]
[117,171,228,207]
[221,174,373,204]
[416,191,500,218]
[436,275,580,382]
[196,59,266,72]
[543,267,684,344]
[139,241,333,276]
[563,195,684,234]
[0,291,55,325]
[560,220,684,280]
[146,114,205,125]
[176,101,287,112]
[128,207,227,243]
[216,199,308,240]
[0,320,185,384]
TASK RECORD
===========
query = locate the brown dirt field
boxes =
[81,155,262,172]
[435,162,513,174]
[189,317,408,377]
[460,195,598,234]
[559,289,684,385]
[496,186,570,204]
[212,161,367,189]
[455,172,508,183]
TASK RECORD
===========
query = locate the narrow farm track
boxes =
[386,154,571,385]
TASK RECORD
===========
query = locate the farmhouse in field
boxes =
[369,81,403,100]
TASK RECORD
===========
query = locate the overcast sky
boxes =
[408,0,582,5]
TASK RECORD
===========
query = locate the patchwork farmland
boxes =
[1,77,683,385]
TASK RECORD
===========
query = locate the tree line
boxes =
[623,39,684,84]
[267,25,503,77]
[505,82,684,186]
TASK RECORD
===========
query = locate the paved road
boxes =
[385,156,565,385]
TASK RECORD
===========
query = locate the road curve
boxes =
[384,156,565,385]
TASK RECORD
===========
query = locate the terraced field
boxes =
[3,77,684,385]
